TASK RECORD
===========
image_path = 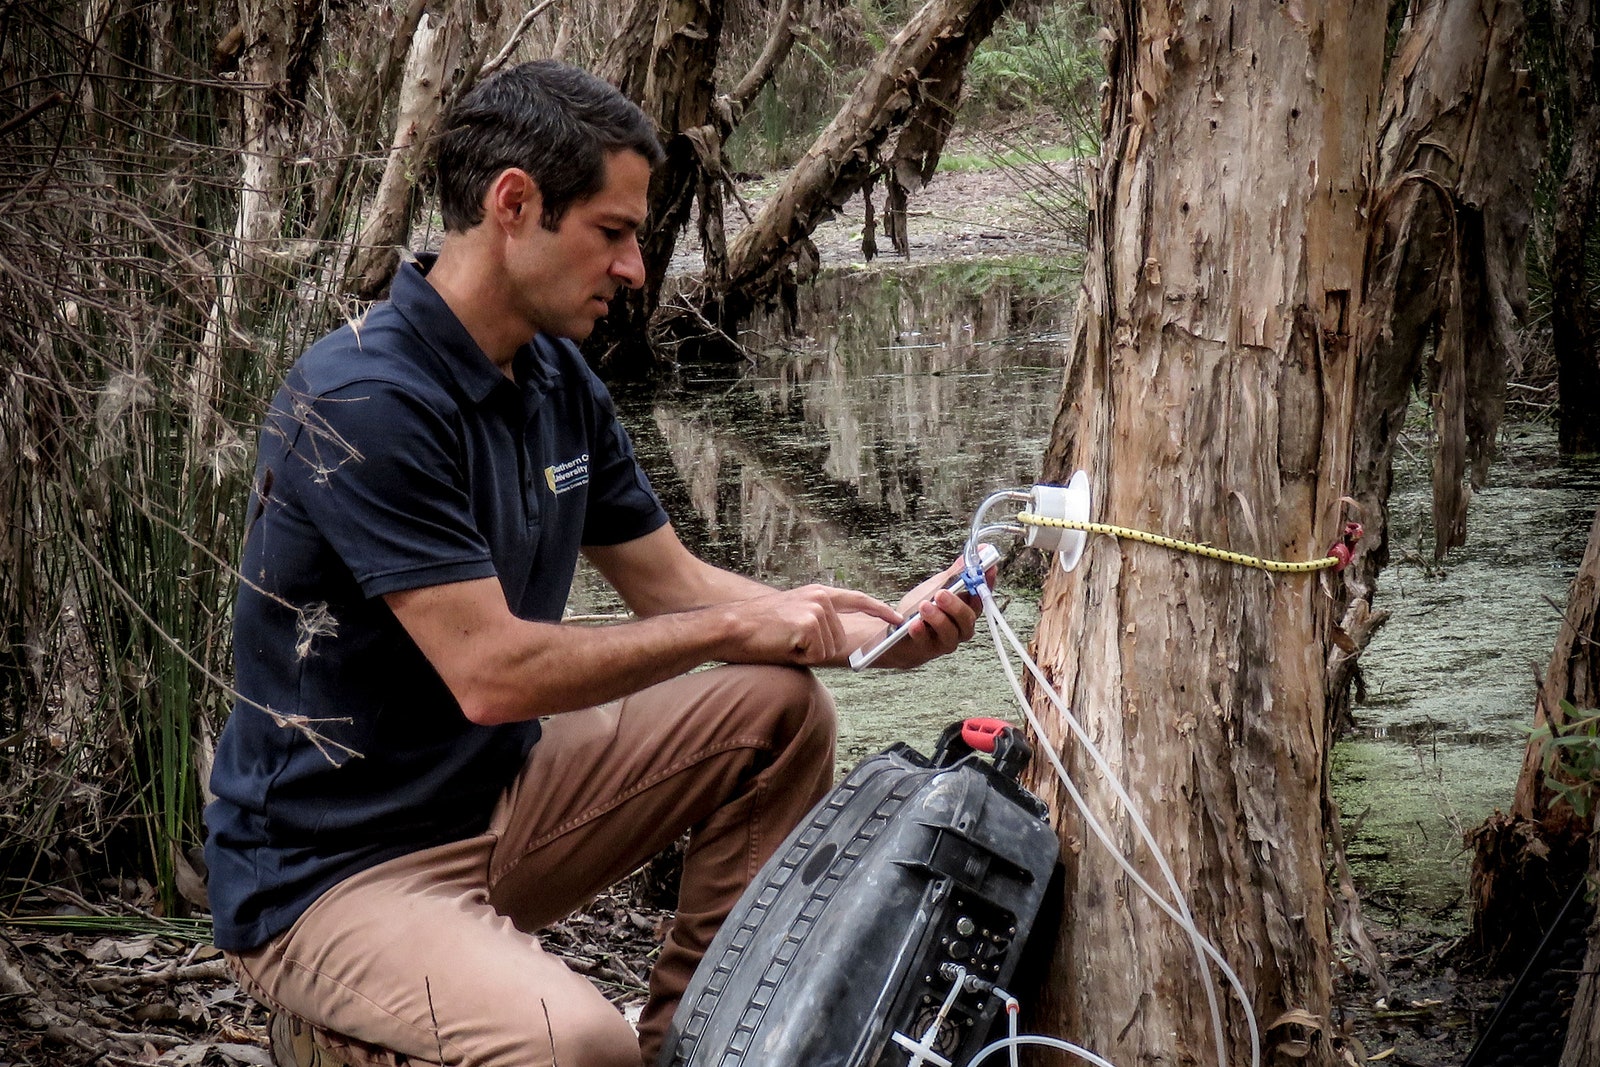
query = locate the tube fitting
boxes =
[1023,471,1091,572]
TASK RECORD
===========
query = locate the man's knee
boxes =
[725,664,836,749]
[444,983,642,1067]
[521,997,642,1067]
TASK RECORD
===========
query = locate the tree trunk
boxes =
[343,9,458,299]
[1552,0,1600,456]
[303,0,429,246]
[585,0,727,375]
[1025,5,1387,1063]
[1469,501,1600,965]
[1560,807,1600,1067]
[1362,0,1538,561]
[195,0,324,435]
[224,0,324,298]
[1026,0,1540,1058]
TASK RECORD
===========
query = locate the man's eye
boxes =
[601,227,623,240]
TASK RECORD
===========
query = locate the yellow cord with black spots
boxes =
[1014,512,1352,574]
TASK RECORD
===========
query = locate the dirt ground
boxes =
[0,149,1515,1066]
[668,129,1085,278]
[0,876,1510,1067]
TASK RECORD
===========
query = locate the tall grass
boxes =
[0,3,356,914]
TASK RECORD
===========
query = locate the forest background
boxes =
[1,0,1598,1064]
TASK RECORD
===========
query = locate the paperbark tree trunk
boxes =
[193,0,323,469]
[1024,7,1386,1062]
[1025,1,1539,1062]
[1331,0,1541,771]
[343,10,458,299]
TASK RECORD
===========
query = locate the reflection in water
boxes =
[1334,422,1600,922]
[633,261,1074,592]
[570,256,1597,927]
[568,259,1076,766]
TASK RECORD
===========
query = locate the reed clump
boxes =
[0,4,361,915]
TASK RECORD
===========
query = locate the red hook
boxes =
[1328,521,1364,572]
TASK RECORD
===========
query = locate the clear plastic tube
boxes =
[966,490,1032,574]
[977,585,1261,1067]
[967,1035,1122,1067]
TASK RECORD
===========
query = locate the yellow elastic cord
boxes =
[1014,512,1341,574]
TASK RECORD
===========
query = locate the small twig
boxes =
[103,1029,189,1048]
[0,91,67,140]
[723,173,757,226]
[427,976,446,1065]
[543,999,559,1066]
[36,886,112,917]
[1544,594,1600,649]
[480,0,561,79]
[84,958,230,992]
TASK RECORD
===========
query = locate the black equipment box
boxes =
[658,719,1061,1067]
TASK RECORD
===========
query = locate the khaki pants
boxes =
[227,665,836,1067]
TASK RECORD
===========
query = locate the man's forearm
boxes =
[388,576,898,725]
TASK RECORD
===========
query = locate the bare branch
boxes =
[725,0,804,122]
[481,0,562,80]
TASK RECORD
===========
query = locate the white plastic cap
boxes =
[1024,470,1091,572]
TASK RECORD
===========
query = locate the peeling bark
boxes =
[1345,0,1540,581]
[1329,0,1539,770]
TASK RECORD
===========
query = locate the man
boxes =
[205,60,982,1067]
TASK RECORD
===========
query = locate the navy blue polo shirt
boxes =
[204,256,668,951]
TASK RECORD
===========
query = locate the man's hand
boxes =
[716,585,901,667]
[847,555,997,670]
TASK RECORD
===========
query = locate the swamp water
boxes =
[571,259,1599,927]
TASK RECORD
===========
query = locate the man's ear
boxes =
[485,168,540,230]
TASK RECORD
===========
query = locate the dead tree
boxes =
[710,0,1013,326]
[1024,1,1539,1062]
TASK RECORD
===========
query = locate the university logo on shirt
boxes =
[545,453,590,495]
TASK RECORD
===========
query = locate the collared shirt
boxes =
[204,256,667,951]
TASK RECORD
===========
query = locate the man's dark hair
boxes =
[437,60,664,232]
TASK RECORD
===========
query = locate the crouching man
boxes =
[204,60,982,1067]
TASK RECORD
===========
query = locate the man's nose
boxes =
[611,236,645,290]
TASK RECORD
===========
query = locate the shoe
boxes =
[268,1009,357,1067]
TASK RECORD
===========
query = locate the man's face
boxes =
[510,149,651,341]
